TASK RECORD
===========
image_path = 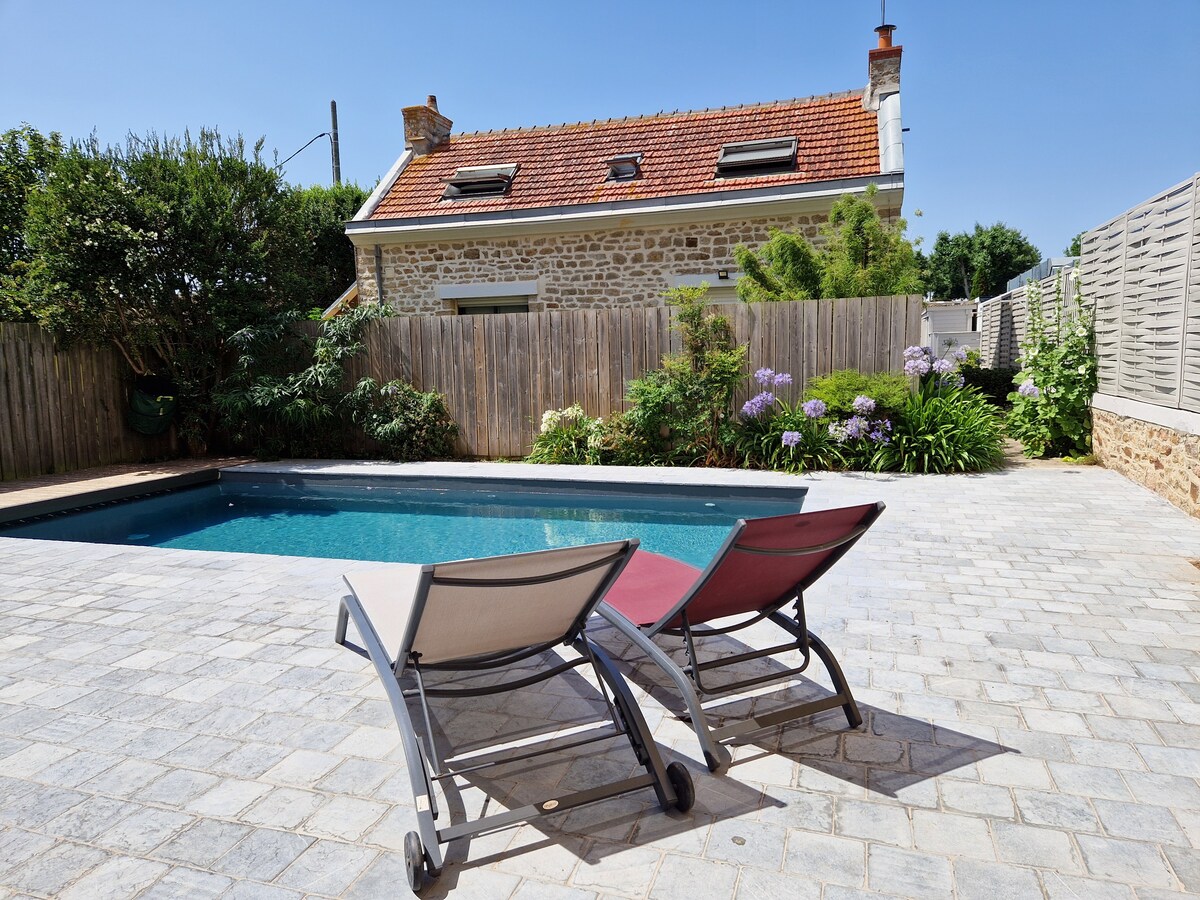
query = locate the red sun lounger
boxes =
[335,540,694,893]
[598,502,884,774]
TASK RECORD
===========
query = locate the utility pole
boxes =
[330,100,342,185]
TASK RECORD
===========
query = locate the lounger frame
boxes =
[599,502,884,773]
[335,541,690,887]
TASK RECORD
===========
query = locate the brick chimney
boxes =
[864,25,904,174]
[402,95,452,156]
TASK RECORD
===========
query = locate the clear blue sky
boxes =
[3,0,1197,258]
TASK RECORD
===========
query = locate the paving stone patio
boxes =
[0,462,1198,899]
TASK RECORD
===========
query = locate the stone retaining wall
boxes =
[1093,408,1200,518]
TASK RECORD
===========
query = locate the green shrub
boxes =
[1006,277,1096,457]
[527,405,605,465]
[616,285,746,466]
[870,384,1005,473]
[734,399,842,473]
[214,304,385,458]
[804,370,910,419]
[346,378,458,461]
[960,358,1019,407]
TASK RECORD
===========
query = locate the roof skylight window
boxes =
[605,153,644,181]
[715,138,797,177]
[441,164,519,199]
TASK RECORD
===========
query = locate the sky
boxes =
[2,0,1197,258]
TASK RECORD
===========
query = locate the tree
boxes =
[0,125,62,319]
[18,129,345,449]
[925,231,975,300]
[732,184,923,301]
[1064,233,1082,257]
[287,183,369,313]
[733,230,821,301]
[926,223,1041,299]
[818,186,924,298]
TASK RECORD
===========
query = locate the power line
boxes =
[276,132,330,173]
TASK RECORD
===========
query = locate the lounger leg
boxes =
[596,607,732,774]
[339,595,445,873]
[581,637,678,810]
[334,601,349,647]
[806,631,863,730]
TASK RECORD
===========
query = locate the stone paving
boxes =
[0,462,1198,898]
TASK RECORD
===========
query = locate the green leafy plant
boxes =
[346,378,457,462]
[733,230,821,301]
[871,383,1005,473]
[959,350,1018,407]
[527,405,607,465]
[214,304,382,458]
[733,184,924,301]
[1006,276,1096,457]
[803,369,910,420]
[619,285,747,465]
[818,185,925,299]
[734,397,842,473]
[13,127,367,449]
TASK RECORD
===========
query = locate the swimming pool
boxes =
[0,474,806,567]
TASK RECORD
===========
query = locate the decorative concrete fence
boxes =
[1082,173,1200,517]
[976,267,1079,371]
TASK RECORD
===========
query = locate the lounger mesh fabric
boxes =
[410,543,627,664]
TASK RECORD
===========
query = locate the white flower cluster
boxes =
[539,404,587,433]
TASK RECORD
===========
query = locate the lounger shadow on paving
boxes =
[597,502,885,774]
[335,539,694,893]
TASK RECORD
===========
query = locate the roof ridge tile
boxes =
[447,89,864,140]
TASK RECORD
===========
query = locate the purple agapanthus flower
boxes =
[754,367,775,386]
[772,372,793,387]
[904,358,931,377]
[802,399,827,418]
[952,347,969,362]
[852,395,876,414]
[1017,379,1040,398]
[902,345,929,361]
[741,391,775,417]
[932,358,954,375]
[781,430,801,448]
[844,415,869,439]
[868,428,890,444]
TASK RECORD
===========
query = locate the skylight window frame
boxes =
[441,164,520,200]
[605,152,644,182]
[715,137,798,178]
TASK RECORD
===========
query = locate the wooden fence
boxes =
[0,295,920,477]
[0,324,175,481]
[1081,173,1200,412]
[345,295,922,458]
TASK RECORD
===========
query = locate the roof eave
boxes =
[346,173,903,244]
[352,148,415,221]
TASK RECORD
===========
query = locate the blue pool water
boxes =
[0,481,804,567]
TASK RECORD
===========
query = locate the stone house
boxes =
[346,26,906,315]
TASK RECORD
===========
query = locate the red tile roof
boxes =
[369,92,880,221]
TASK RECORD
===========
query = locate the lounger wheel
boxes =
[403,831,427,893]
[666,762,694,812]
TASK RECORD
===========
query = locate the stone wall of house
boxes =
[353,207,898,313]
[1093,409,1200,519]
